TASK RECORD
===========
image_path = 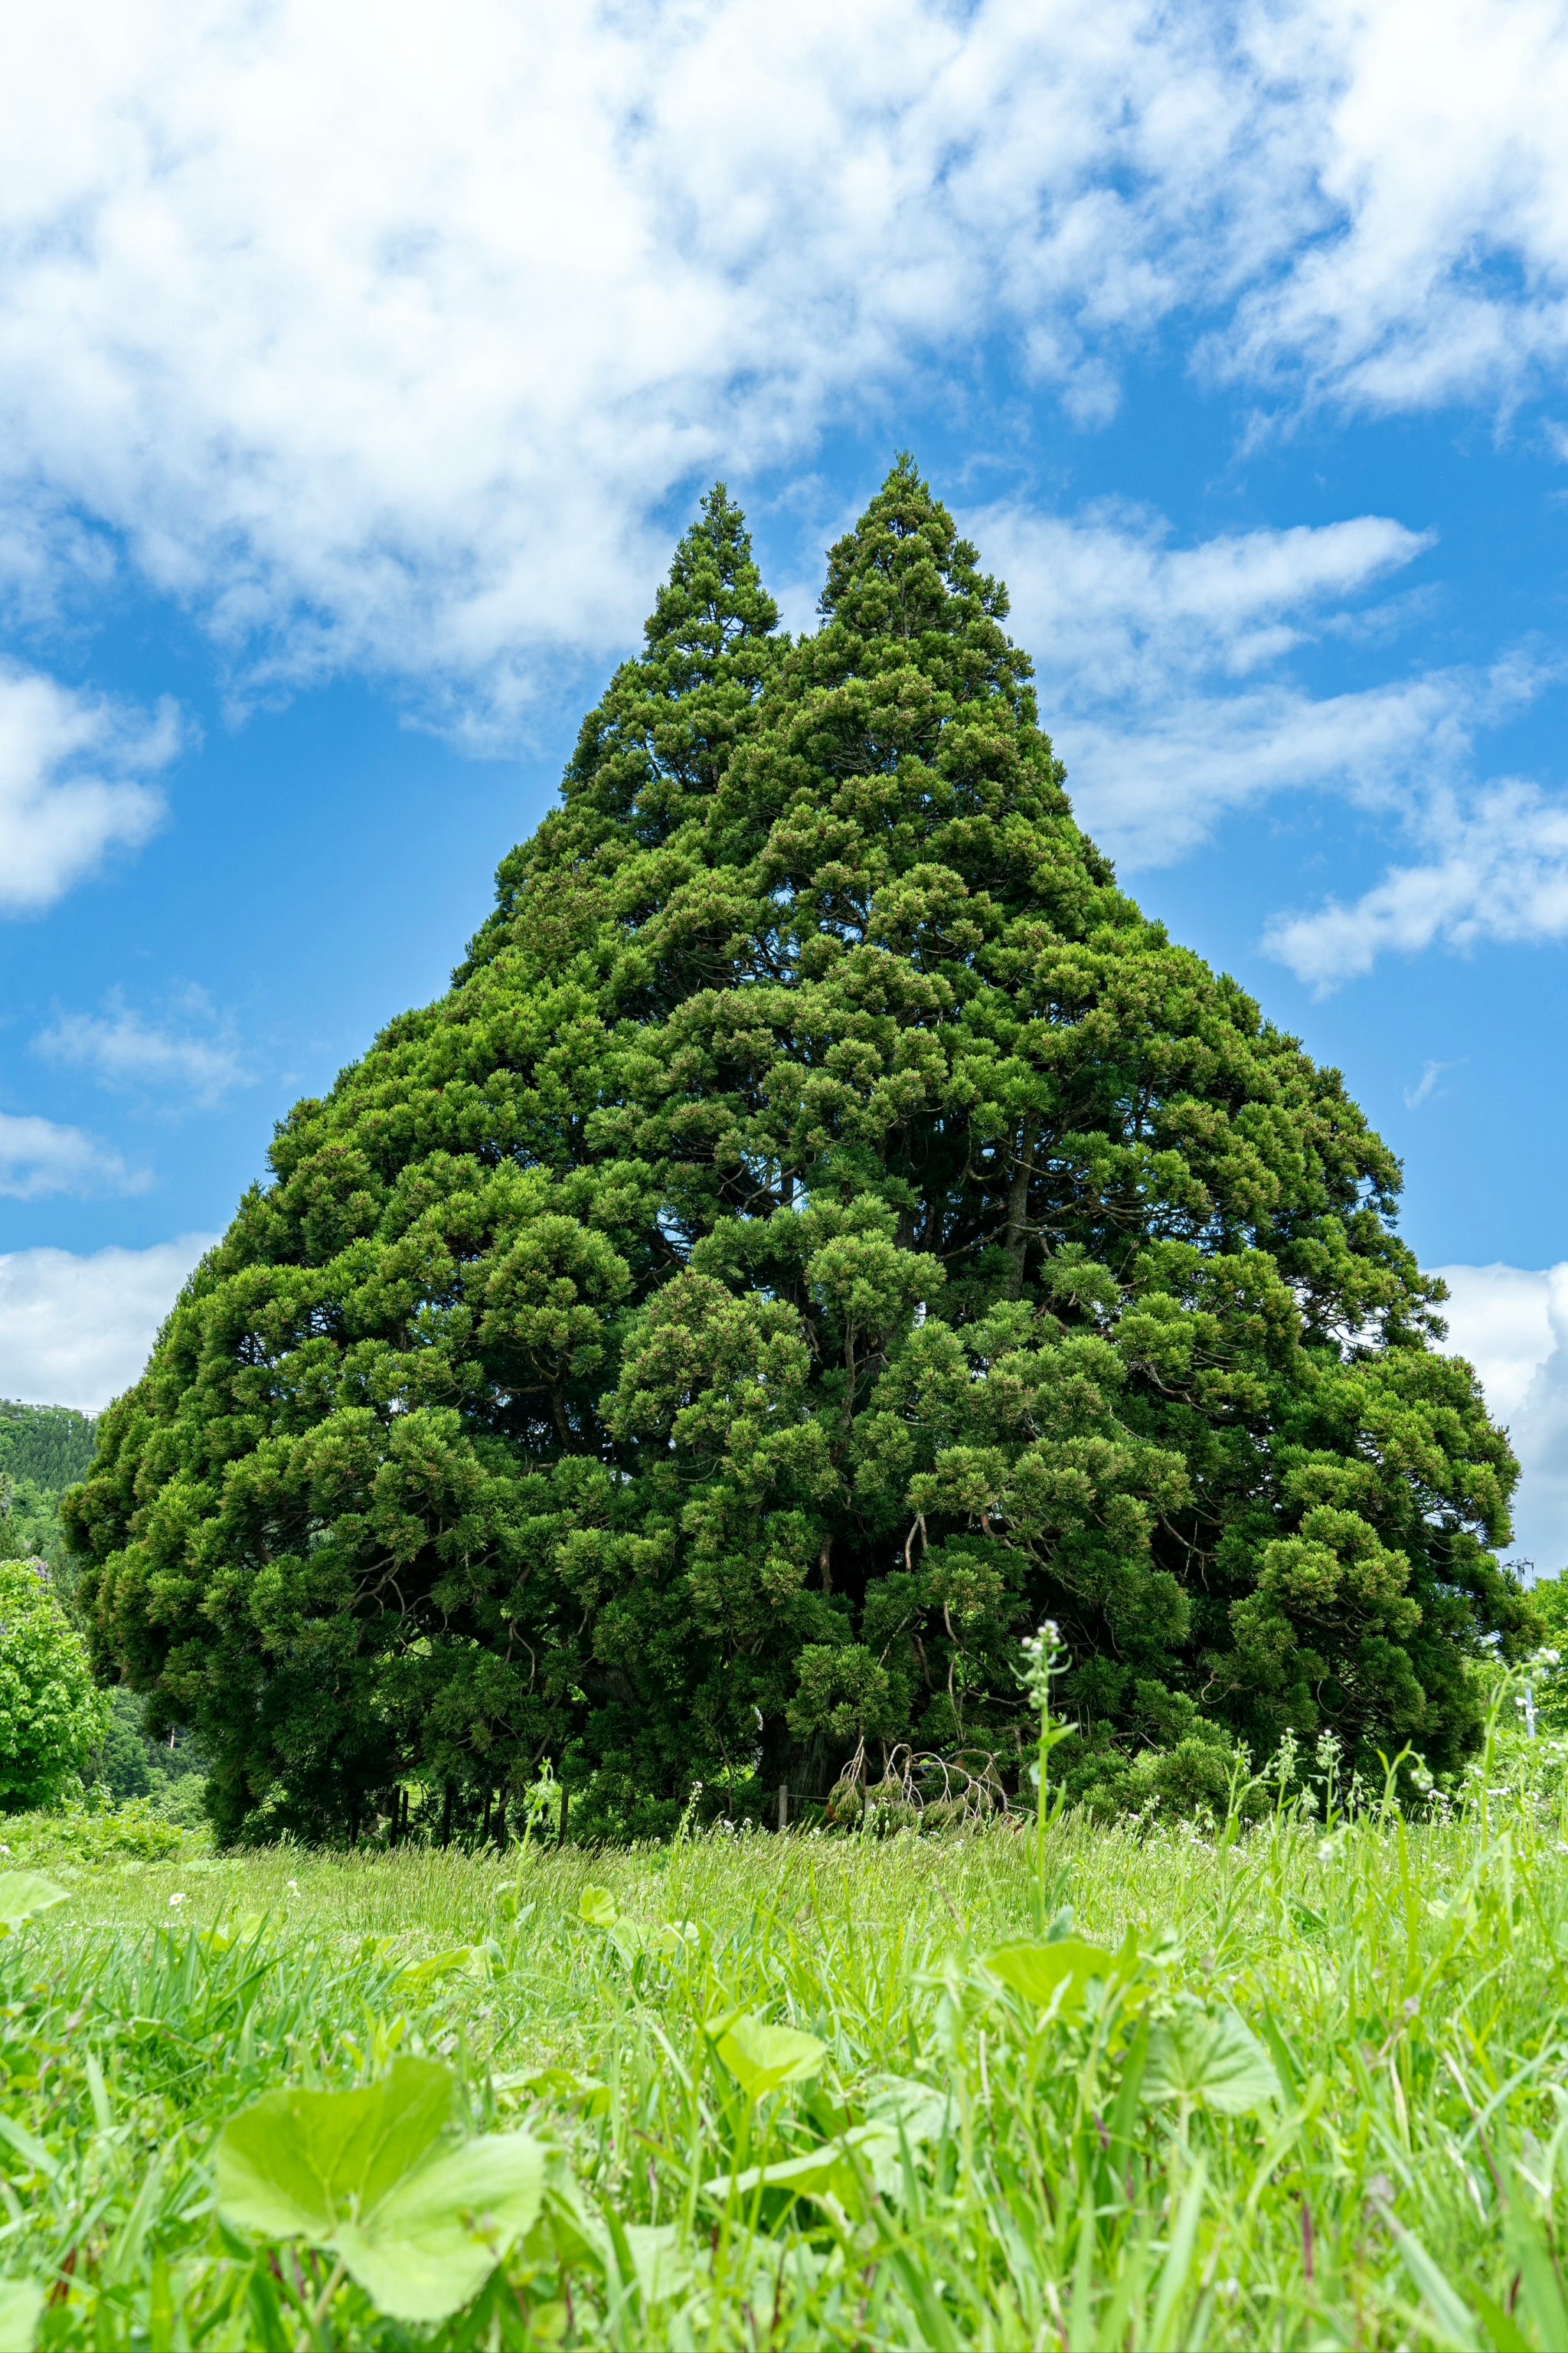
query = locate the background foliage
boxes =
[64,462,1533,1843]
[0,1558,109,1812]
[0,1400,97,1600]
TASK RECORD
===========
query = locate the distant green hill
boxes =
[0,1400,98,1491]
[1,1400,99,1602]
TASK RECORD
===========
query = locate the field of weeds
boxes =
[2,1738,1568,2348]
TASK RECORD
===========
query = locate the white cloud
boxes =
[0,1111,143,1201]
[973,508,1431,697]
[35,989,249,1107]
[0,665,180,913]
[1230,0,1568,413]
[1436,1262,1568,1574]
[0,1232,215,1412]
[0,2,1565,717]
[964,499,1525,868]
[1403,1058,1462,1111]
[1266,776,1568,988]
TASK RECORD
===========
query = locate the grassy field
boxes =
[3,1739,1568,2348]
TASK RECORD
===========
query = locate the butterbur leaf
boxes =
[1142,2000,1281,2115]
[0,1873,67,1937]
[335,2131,546,2324]
[578,1886,618,1927]
[0,2279,43,2349]
[863,2073,952,2145]
[389,1947,473,1992]
[703,2123,900,2206]
[501,2067,611,2118]
[215,2057,545,2323]
[714,2015,826,2100]
[652,1920,700,1959]
[616,2222,693,2307]
[985,1936,1131,2015]
[215,2057,456,2237]
[198,1914,265,1956]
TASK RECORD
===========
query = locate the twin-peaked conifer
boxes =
[67,465,1533,1841]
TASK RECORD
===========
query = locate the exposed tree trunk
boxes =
[1005,1121,1037,1299]
[440,1779,453,1848]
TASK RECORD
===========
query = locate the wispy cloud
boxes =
[0,3,1565,721]
[1266,776,1568,989]
[0,666,181,913]
[35,989,250,1107]
[0,1232,215,1410]
[0,1110,145,1201]
[962,499,1514,870]
[1403,1058,1462,1110]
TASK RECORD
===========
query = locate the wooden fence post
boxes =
[777,1784,789,1833]
[559,1786,570,1847]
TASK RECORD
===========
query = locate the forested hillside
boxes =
[0,1400,98,1591]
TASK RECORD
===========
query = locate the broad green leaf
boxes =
[0,1873,67,1937]
[862,2073,952,2145]
[500,2066,612,2118]
[984,1936,1130,2014]
[703,2123,898,2204]
[0,2279,43,2350]
[335,2131,545,2324]
[578,1885,618,1927]
[616,2222,694,2306]
[652,1920,700,1959]
[198,1913,265,1956]
[215,2057,456,2239]
[215,2058,544,2324]
[1142,2000,1280,2115]
[714,2014,826,2100]
[388,1946,473,1992]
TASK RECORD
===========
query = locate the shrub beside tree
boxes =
[0,1557,109,1812]
[64,463,1534,1842]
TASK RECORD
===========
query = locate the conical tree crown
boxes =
[67,462,1531,1844]
[462,485,781,979]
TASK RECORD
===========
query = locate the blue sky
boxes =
[4,0,1568,1564]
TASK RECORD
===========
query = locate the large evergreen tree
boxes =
[66,466,1533,1841]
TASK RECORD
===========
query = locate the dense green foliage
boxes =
[0,1399,97,1491]
[1,1402,96,1602]
[67,461,1531,1843]
[5,1723,1568,2346]
[92,1685,207,1815]
[0,1558,109,1812]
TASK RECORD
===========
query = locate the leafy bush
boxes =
[0,1560,109,1811]
[0,1796,193,1866]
